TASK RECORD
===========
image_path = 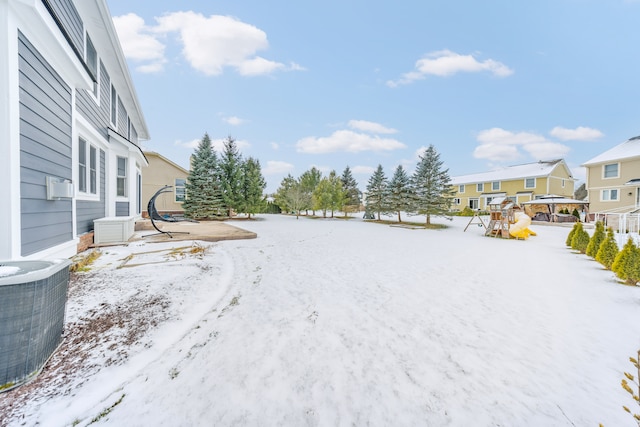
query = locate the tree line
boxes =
[275,144,454,225]
[183,133,266,219]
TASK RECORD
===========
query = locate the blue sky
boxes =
[107,0,640,193]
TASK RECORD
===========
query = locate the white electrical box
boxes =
[93,216,136,244]
[46,176,74,200]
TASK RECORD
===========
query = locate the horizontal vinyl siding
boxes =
[76,150,106,234]
[18,32,73,256]
[45,0,84,56]
[116,202,129,217]
[76,61,110,140]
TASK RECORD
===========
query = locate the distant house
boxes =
[450,160,575,211]
[142,152,189,218]
[582,136,640,214]
[0,0,149,260]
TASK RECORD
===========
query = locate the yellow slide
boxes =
[509,212,537,239]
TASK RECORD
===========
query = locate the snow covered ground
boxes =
[2,214,640,426]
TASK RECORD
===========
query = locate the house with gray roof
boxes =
[0,0,149,260]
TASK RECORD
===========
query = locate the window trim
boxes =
[453,198,461,205]
[603,163,619,179]
[601,188,619,202]
[77,136,100,200]
[458,184,465,194]
[175,178,186,203]
[85,32,100,102]
[491,181,500,191]
[524,177,536,189]
[476,183,484,192]
[116,156,127,197]
[111,85,118,126]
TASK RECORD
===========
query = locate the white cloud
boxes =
[352,165,376,175]
[112,13,166,73]
[296,130,406,154]
[473,127,570,162]
[113,11,302,76]
[263,160,294,175]
[210,137,251,152]
[348,120,398,134]
[223,116,246,126]
[270,142,279,150]
[175,138,201,149]
[387,49,513,87]
[549,126,604,141]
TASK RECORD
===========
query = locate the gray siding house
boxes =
[0,0,149,260]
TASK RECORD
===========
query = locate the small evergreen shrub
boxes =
[570,222,590,254]
[595,227,619,270]
[571,208,580,221]
[566,222,579,247]
[586,221,605,258]
[612,238,640,286]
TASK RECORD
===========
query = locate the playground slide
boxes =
[509,212,537,239]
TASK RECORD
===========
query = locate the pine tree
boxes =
[412,145,454,225]
[219,135,243,217]
[328,170,347,218]
[586,221,605,258]
[612,238,640,286]
[365,164,388,220]
[566,222,579,247]
[275,174,305,218]
[387,165,413,223]
[570,222,590,254]
[340,166,361,215]
[240,157,266,219]
[182,133,224,219]
[313,177,333,218]
[275,174,297,213]
[299,167,322,215]
[596,227,619,270]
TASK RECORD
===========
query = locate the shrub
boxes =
[571,208,580,221]
[571,222,590,254]
[566,222,579,247]
[586,221,605,258]
[595,227,619,270]
[612,237,640,286]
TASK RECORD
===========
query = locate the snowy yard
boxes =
[2,214,640,426]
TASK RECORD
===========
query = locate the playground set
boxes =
[465,197,536,240]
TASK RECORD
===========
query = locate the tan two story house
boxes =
[582,136,640,214]
[142,151,189,218]
[450,159,575,211]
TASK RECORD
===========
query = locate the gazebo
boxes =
[521,195,589,223]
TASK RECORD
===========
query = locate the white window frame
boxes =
[603,163,619,179]
[601,189,619,201]
[469,198,479,210]
[111,85,118,126]
[175,178,186,203]
[453,198,461,205]
[77,137,100,198]
[116,156,127,197]
[492,181,500,191]
[476,183,484,192]
[459,184,465,193]
[85,32,100,103]
[525,177,536,189]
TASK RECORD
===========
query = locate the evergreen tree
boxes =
[574,183,587,200]
[313,177,333,218]
[328,170,347,217]
[570,222,590,254]
[182,133,224,219]
[566,222,579,247]
[365,164,388,220]
[299,167,322,215]
[219,135,244,217]
[387,165,413,223]
[412,145,455,225]
[612,238,640,286]
[586,221,605,258]
[596,227,619,270]
[240,157,266,219]
[340,166,361,215]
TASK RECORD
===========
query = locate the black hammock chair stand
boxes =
[143,185,197,238]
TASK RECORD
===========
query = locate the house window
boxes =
[459,184,465,193]
[469,198,479,210]
[602,189,619,201]
[111,85,117,126]
[603,163,619,179]
[78,138,98,195]
[525,178,536,189]
[477,183,484,192]
[454,198,461,205]
[117,156,127,197]
[492,181,500,191]
[78,139,87,192]
[85,33,98,96]
[561,179,565,188]
[175,178,186,203]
